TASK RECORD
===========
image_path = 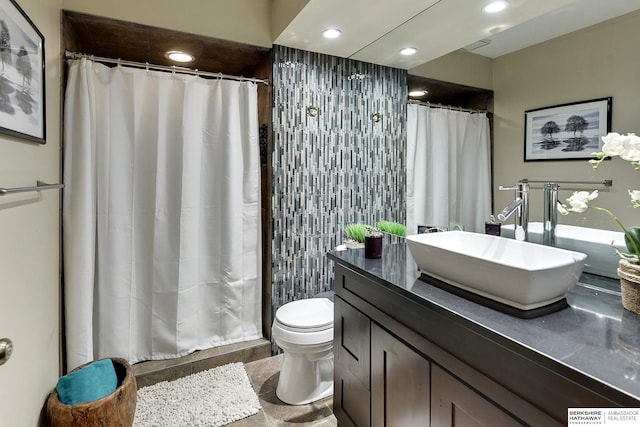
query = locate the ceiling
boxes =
[274,0,640,69]
[63,0,640,106]
[64,0,640,77]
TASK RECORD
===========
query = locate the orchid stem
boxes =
[590,206,640,256]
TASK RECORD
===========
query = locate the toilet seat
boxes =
[275,298,333,332]
[272,298,334,346]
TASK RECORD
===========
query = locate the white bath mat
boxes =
[133,362,262,427]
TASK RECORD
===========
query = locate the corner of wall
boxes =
[409,50,494,90]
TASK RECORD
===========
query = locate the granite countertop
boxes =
[328,242,640,402]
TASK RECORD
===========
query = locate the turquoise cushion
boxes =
[55,359,118,405]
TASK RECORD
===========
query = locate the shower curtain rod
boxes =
[408,99,486,114]
[64,51,270,86]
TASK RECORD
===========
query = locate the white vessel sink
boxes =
[406,231,587,311]
[501,223,624,279]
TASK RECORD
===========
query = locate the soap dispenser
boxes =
[485,215,501,236]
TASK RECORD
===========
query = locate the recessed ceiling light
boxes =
[482,0,509,13]
[166,51,194,63]
[409,90,428,97]
[400,47,417,56]
[322,28,342,39]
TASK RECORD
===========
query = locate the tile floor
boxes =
[133,339,272,388]
[230,354,337,427]
[133,341,337,426]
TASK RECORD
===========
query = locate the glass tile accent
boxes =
[271,45,407,317]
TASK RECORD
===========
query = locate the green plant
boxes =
[376,221,406,237]
[345,223,368,243]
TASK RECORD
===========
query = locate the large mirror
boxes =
[408,8,640,232]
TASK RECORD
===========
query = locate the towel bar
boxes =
[521,178,612,187]
[0,181,64,196]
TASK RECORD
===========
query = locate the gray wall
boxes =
[271,45,407,314]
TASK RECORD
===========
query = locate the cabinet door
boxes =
[371,323,430,427]
[335,296,371,427]
[431,365,523,427]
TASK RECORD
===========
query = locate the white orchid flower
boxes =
[593,132,640,169]
[620,133,640,162]
[565,190,599,213]
[601,132,626,157]
[629,189,640,208]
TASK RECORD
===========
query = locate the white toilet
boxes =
[272,297,334,405]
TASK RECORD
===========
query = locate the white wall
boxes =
[272,0,311,41]
[493,10,640,230]
[0,0,62,425]
[409,49,493,90]
[61,0,272,47]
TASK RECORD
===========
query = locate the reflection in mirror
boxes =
[408,9,640,234]
[406,76,494,234]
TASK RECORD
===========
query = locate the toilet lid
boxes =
[275,298,333,330]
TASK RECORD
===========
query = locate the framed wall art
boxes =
[0,0,45,144]
[524,97,611,162]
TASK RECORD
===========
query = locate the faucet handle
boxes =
[557,201,568,215]
[499,182,530,193]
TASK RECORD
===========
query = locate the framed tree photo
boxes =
[0,0,45,144]
[524,97,611,162]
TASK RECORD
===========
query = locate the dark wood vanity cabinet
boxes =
[371,323,430,427]
[431,365,522,427]
[335,295,526,427]
[334,296,371,427]
[333,263,562,427]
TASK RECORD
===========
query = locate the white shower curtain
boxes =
[63,58,262,369]
[407,103,491,235]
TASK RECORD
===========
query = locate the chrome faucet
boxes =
[497,180,529,241]
[542,183,558,246]
[542,182,568,247]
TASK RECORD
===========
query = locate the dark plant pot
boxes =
[484,223,501,236]
[365,236,383,259]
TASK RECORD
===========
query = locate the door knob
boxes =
[0,338,13,366]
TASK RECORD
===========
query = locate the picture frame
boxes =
[0,0,45,144]
[524,97,611,162]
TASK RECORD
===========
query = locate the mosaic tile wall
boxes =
[271,45,407,314]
